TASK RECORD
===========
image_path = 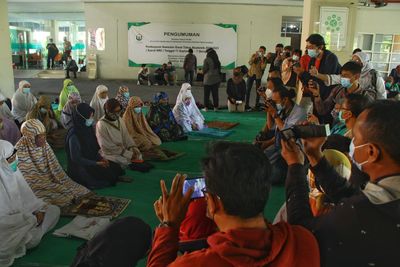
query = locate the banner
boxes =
[128,22,237,69]
[319,7,349,49]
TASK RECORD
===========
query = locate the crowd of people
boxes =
[1,32,400,267]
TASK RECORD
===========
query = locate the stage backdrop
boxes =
[128,22,237,69]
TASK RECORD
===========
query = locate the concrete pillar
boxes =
[0,0,15,98]
[300,0,358,64]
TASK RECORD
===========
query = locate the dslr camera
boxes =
[280,124,330,141]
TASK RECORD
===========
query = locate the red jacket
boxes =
[147,221,320,267]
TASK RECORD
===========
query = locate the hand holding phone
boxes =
[183,177,206,199]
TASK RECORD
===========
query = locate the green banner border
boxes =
[128,22,150,29]
[129,60,236,70]
[214,23,237,32]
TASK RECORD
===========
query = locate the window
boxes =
[281,17,302,37]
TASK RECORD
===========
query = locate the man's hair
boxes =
[273,85,296,100]
[284,45,293,51]
[276,43,284,48]
[188,48,193,53]
[293,49,302,56]
[268,77,284,88]
[268,68,282,78]
[202,142,271,219]
[341,61,362,75]
[259,46,266,51]
[322,134,351,153]
[104,98,121,112]
[306,34,326,48]
[346,94,371,117]
[352,48,362,55]
[363,100,400,163]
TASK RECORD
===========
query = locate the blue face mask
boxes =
[23,87,31,94]
[308,49,318,58]
[349,138,369,171]
[85,118,94,127]
[123,92,130,98]
[9,159,18,172]
[338,110,346,123]
[40,107,47,114]
[340,78,352,88]
[134,107,142,114]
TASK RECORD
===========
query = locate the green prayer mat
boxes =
[14,110,286,267]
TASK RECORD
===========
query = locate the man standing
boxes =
[245,46,266,111]
[46,38,58,69]
[183,49,197,85]
[63,37,72,58]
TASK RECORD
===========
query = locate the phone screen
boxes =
[183,177,206,199]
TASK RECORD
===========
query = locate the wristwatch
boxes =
[158,221,174,228]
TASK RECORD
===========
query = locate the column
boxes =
[0,0,15,98]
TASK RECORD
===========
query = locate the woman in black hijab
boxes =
[65,103,123,189]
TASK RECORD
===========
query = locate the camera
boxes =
[280,124,330,141]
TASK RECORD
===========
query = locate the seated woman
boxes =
[0,140,60,267]
[0,92,14,121]
[26,96,66,149]
[115,85,130,115]
[11,80,37,127]
[56,79,79,120]
[96,99,153,172]
[146,92,187,142]
[90,85,109,122]
[65,103,123,189]
[173,84,205,132]
[0,114,21,145]
[61,92,81,130]
[226,67,246,112]
[15,119,91,207]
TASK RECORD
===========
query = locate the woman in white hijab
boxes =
[90,85,109,122]
[173,83,205,132]
[11,80,37,125]
[0,92,14,120]
[0,140,60,267]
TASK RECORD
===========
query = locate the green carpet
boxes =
[13,110,285,267]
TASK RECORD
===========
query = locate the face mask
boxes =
[40,107,47,114]
[292,55,299,61]
[265,88,273,99]
[308,49,318,58]
[349,138,369,171]
[257,51,263,57]
[85,118,94,127]
[134,107,142,114]
[341,77,352,89]
[9,159,18,172]
[338,110,346,123]
[276,103,283,111]
[107,111,120,121]
[23,87,31,94]
[386,82,392,89]
[123,92,130,98]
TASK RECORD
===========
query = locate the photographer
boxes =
[226,67,246,112]
[262,85,306,185]
[148,142,320,267]
[245,46,267,111]
[281,100,400,267]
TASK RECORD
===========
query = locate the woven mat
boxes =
[61,195,131,219]
[206,121,239,130]
[188,128,233,138]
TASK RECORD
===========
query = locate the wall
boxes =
[0,0,14,97]
[84,2,302,79]
[355,6,400,34]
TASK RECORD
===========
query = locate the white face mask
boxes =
[349,138,369,171]
[134,107,142,114]
[292,55,299,61]
[265,88,273,99]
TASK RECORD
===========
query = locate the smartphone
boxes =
[183,177,206,199]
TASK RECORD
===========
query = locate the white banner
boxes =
[128,22,237,69]
[319,7,349,50]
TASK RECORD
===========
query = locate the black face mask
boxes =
[106,110,120,121]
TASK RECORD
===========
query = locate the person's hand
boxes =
[310,66,319,77]
[308,79,320,97]
[265,101,277,118]
[301,137,326,166]
[307,114,320,124]
[281,139,305,166]
[97,159,109,168]
[155,174,194,227]
[34,211,45,226]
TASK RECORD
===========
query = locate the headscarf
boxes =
[0,140,45,267]
[58,79,79,112]
[26,95,53,133]
[11,80,37,123]
[71,103,100,160]
[123,96,161,150]
[115,86,130,115]
[90,85,109,122]
[0,92,13,120]
[174,83,204,121]
[354,52,373,75]
[15,119,91,207]
[153,91,168,103]
[0,115,21,145]
[61,92,82,129]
